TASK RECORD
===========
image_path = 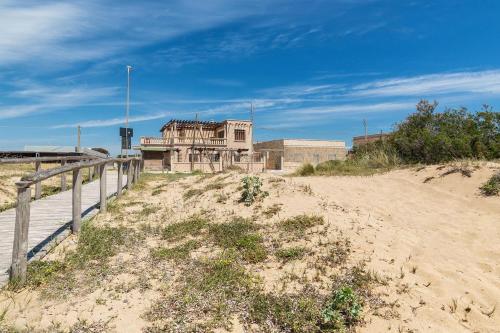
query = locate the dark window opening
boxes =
[234,129,246,141]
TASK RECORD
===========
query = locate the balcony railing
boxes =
[140,136,227,146]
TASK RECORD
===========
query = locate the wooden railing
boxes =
[9,157,142,283]
[140,136,227,146]
[0,156,99,201]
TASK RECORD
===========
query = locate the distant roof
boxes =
[160,119,223,132]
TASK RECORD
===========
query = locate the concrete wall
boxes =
[254,139,347,171]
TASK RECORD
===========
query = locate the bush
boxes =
[391,100,500,163]
[295,163,315,176]
[480,172,500,196]
[322,286,363,330]
[240,176,267,206]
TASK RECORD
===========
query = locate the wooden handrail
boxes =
[0,156,99,164]
[16,157,140,187]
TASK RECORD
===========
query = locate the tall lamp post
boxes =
[125,65,133,157]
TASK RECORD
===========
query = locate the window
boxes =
[234,129,246,141]
[188,154,200,162]
[217,130,224,138]
[209,153,220,162]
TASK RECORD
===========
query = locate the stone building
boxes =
[254,139,347,171]
[136,119,264,172]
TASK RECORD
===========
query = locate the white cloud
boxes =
[0,81,120,119]
[350,70,500,97]
[52,112,171,129]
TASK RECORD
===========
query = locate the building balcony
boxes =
[140,136,228,147]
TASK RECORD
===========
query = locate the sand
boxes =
[0,161,498,332]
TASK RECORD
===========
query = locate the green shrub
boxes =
[392,100,500,163]
[240,176,267,206]
[295,163,315,176]
[480,172,500,196]
[322,286,363,330]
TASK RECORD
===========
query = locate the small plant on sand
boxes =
[480,172,500,196]
[275,246,306,263]
[322,286,363,330]
[279,214,324,236]
[215,192,228,203]
[240,176,268,206]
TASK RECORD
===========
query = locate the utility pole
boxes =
[363,119,367,143]
[250,102,254,173]
[77,125,81,153]
[191,113,198,172]
[125,65,132,158]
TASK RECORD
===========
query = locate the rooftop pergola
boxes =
[160,119,223,132]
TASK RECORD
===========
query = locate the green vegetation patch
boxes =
[275,246,307,263]
[279,214,324,236]
[162,215,208,241]
[209,217,267,263]
[151,240,201,262]
[480,172,500,196]
[145,253,257,331]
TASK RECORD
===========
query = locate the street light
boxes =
[125,65,132,157]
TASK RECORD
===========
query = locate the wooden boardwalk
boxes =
[0,171,127,285]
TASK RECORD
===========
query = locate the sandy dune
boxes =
[0,162,498,332]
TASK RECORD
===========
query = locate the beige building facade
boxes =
[254,139,347,171]
[136,119,264,172]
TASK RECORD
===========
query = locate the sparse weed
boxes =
[162,215,208,241]
[279,214,324,236]
[183,188,204,200]
[262,203,282,218]
[151,240,201,262]
[275,246,306,263]
[209,217,267,263]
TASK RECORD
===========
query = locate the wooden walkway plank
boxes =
[0,171,127,286]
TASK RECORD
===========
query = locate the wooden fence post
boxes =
[135,160,140,181]
[72,168,82,233]
[127,160,133,189]
[99,163,107,213]
[35,161,42,200]
[117,162,123,197]
[10,185,31,283]
[60,160,67,191]
[132,160,136,182]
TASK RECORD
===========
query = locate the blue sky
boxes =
[1,0,500,154]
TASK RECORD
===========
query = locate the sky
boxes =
[1,0,500,154]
